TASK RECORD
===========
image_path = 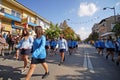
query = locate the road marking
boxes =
[83,52,95,73]
[83,53,87,70]
[87,53,95,73]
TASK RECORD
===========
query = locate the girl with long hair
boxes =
[18,28,34,73]
[26,26,49,80]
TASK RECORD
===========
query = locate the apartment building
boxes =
[92,15,120,38]
[92,23,99,33]
[0,0,50,35]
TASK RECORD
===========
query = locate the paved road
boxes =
[0,44,120,80]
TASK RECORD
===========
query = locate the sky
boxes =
[17,0,120,40]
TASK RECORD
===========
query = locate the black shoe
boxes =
[42,72,49,79]
[106,56,108,59]
[116,62,119,66]
[58,62,63,66]
[58,63,61,66]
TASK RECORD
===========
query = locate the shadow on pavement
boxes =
[0,65,25,80]
[56,70,92,80]
[45,48,84,67]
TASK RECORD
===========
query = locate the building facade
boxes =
[0,0,50,35]
[92,15,120,39]
[92,23,99,33]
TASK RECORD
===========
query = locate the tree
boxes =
[112,23,120,38]
[84,32,99,42]
[76,34,82,41]
[62,27,75,39]
[45,21,81,41]
[59,20,82,41]
[45,22,61,39]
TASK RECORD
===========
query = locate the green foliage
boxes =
[84,32,99,42]
[45,22,61,39]
[45,22,81,41]
[112,23,120,37]
[62,27,75,39]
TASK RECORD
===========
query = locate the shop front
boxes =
[1,19,11,35]
[11,21,23,36]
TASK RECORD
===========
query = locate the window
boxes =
[11,10,21,18]
[0,7,4,13]
[16,12,21,18]
[11,10,15,16]
[39,19,42,25]
[28,16,31,22]
[118,17,120,22]
[0,6,1,12]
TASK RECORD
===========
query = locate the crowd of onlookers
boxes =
[94,36,120,66]
[0,32,20,56]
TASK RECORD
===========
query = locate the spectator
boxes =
[0,33,7,56]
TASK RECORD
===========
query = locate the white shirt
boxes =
[57,38,68,51]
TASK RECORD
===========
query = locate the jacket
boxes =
[32,35,46,59]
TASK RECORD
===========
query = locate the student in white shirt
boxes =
[56,33,68,66]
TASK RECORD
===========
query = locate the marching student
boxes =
[45,35,50,55]
[67,38,72,55]
[26,26,49,80]
[17,28,34,73]
[50,38,57,56]
[105,36,115,62]
[56,33,68,65]
[116,37,120,66]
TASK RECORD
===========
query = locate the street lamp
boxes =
[59,19,70,30]
[63,19,70,22]
[103,7,116,24]
[67,19,70,21]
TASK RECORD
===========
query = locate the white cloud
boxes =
[76,27,91,40]
[116,2,120,6]
[78,2,98,17]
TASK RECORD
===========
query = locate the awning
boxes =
[28,22,37,27]
[12,25,23,29]
[101,32,115,37]
[12,21,23,29]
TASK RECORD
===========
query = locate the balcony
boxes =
[28,22,37,27]
[0,8,21,21]
[4,13,21,22]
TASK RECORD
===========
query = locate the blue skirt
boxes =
[20,49,31,55]
[59,49,66,53]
